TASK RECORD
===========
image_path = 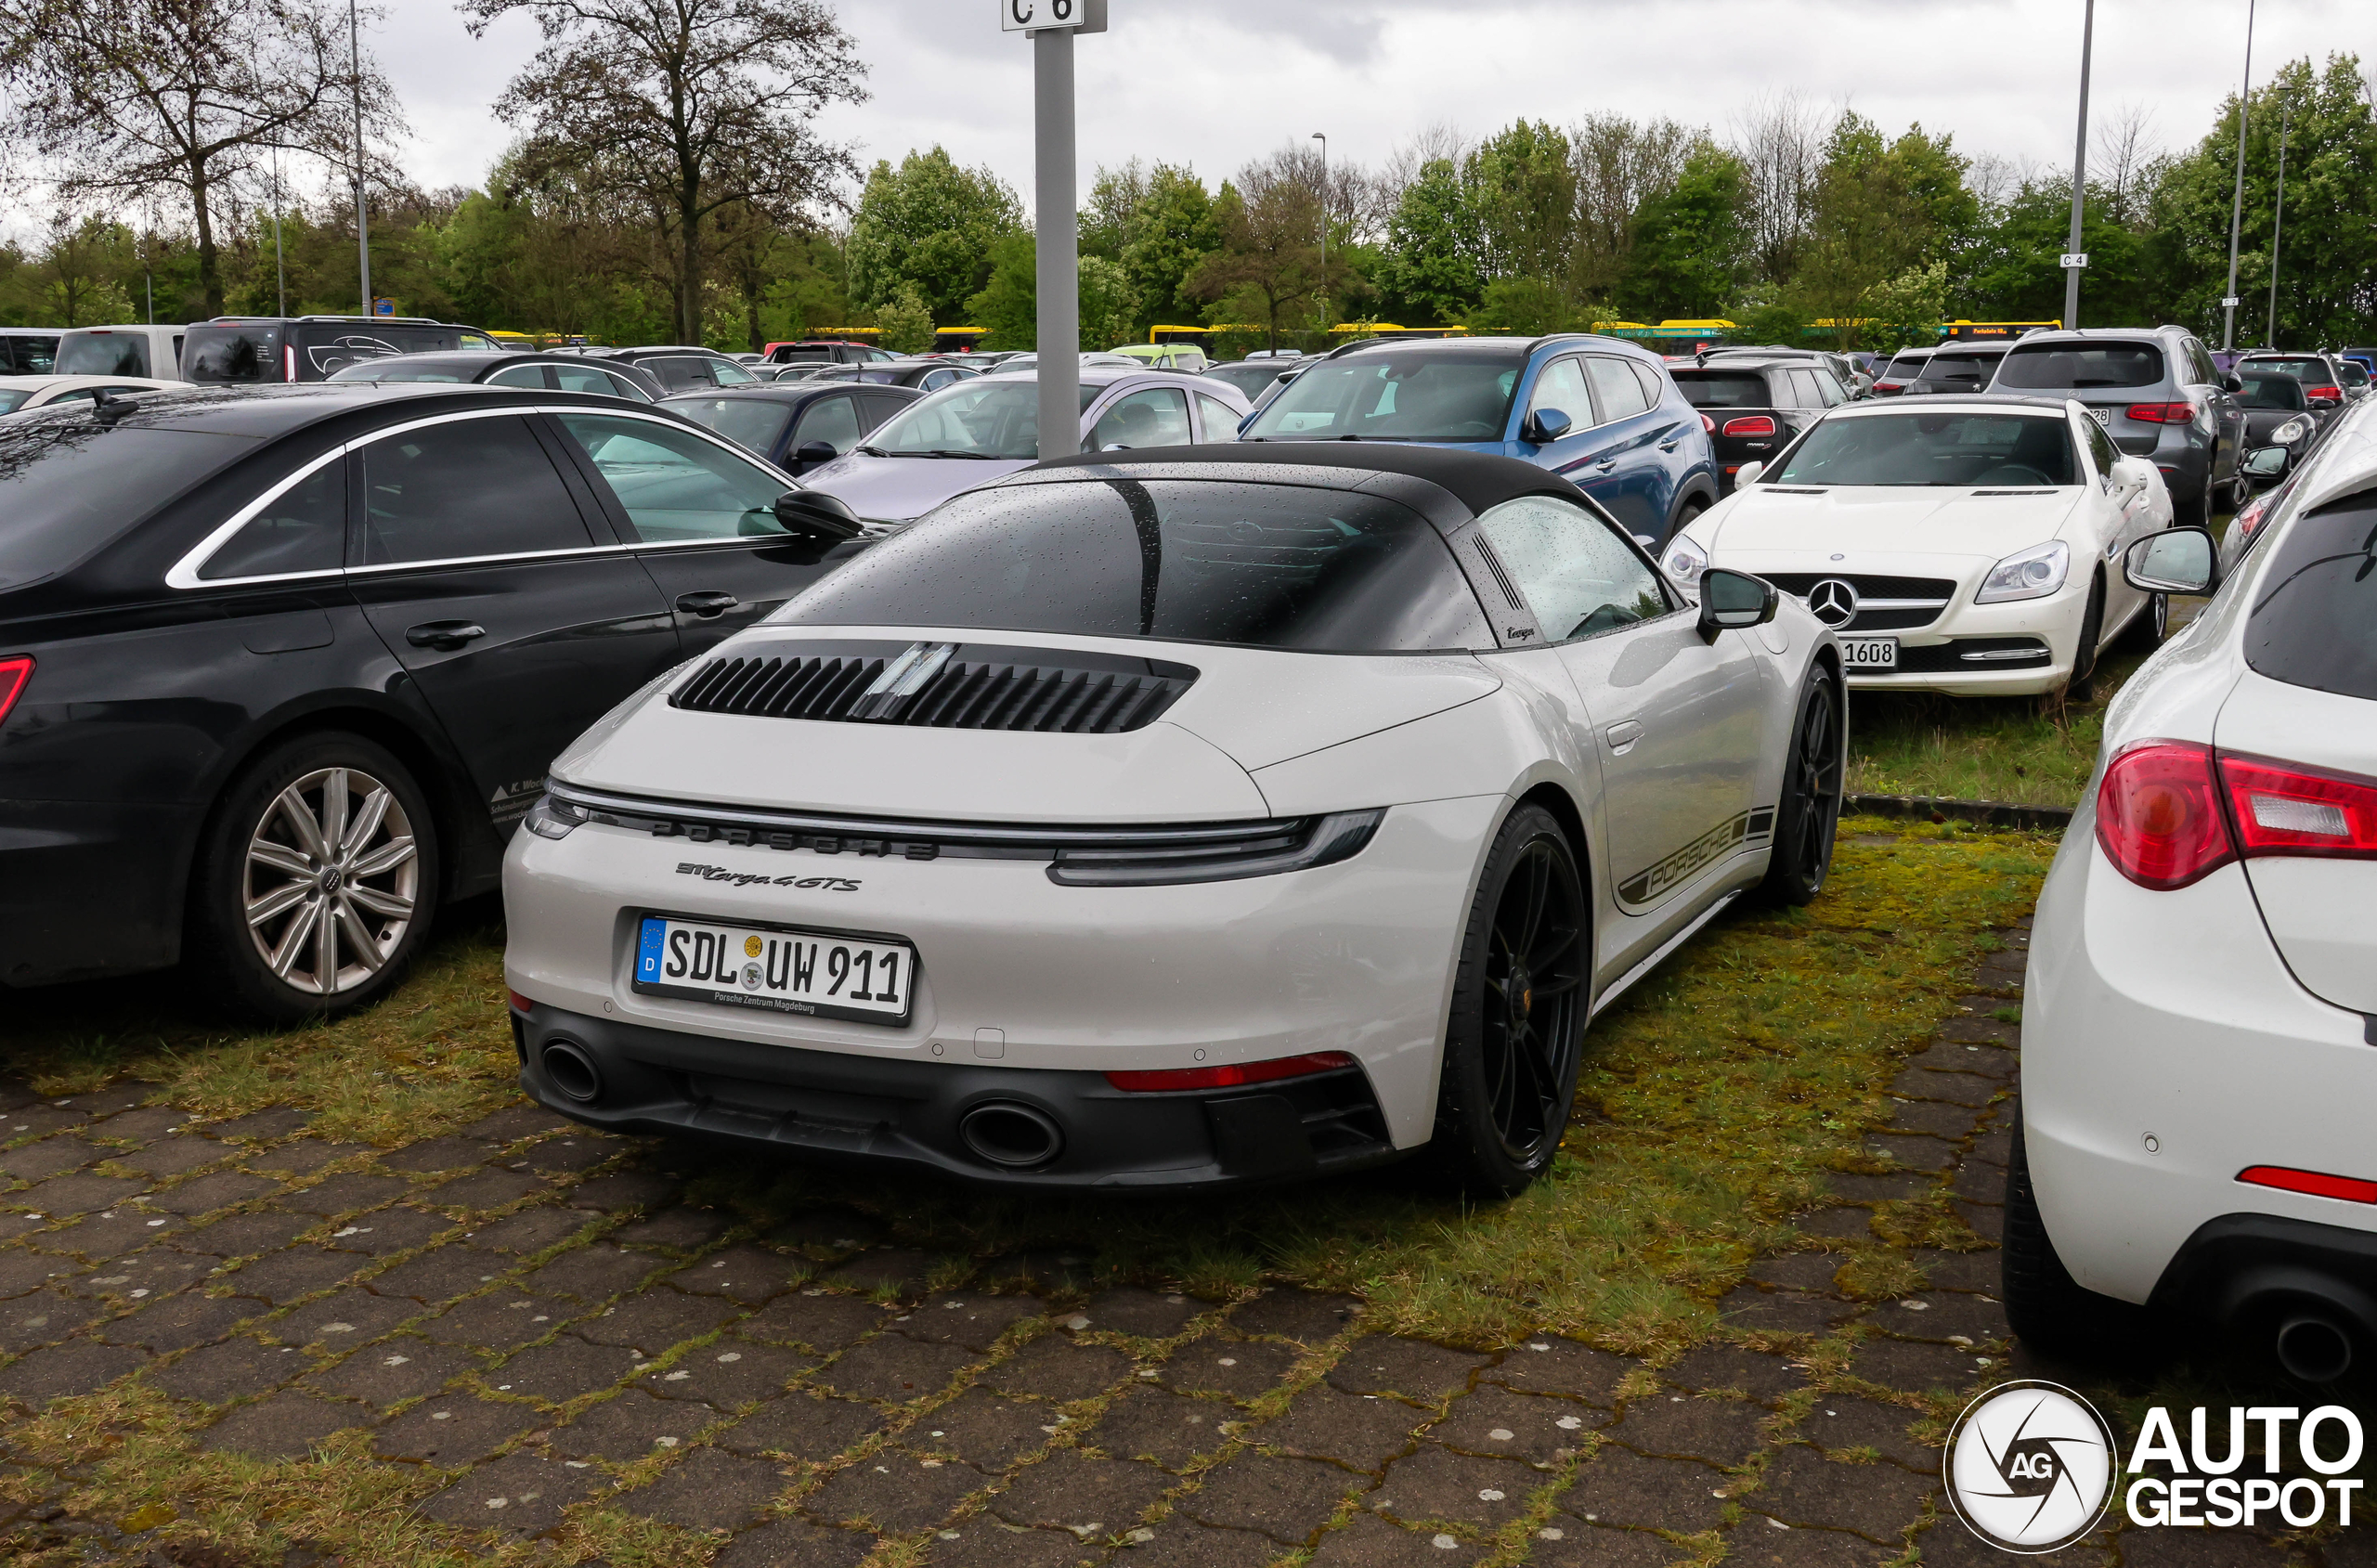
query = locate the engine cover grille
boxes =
[670,639,1198,734]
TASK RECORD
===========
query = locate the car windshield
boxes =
[184,326,279,382]
[2238,374,2308,411]
[776,478,1492,653]
[2248,497,2377,700]
[1995,342,2164,390]
[0,417,258,591]
[867,380,1101,459]
[669,395,794,455]
[1240,350,1521,441]
[1772,412,2078,487]
[1671,372,1770,408]
[2243,356,2338,387]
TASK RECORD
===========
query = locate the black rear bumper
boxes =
[2148,1212,2377,1332]
[512,1003,1401,1192]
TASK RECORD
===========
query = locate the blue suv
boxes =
[1236,334,1720,544]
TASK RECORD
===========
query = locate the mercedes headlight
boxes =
[1664,534,1710,588]
[1975,540,2071,604]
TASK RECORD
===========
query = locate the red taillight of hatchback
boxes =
[1105,1051,1355,1093]
[2124,401,2196,424]
[0,655,32,727]
[2306,385,2342,407]
[2097,741,2236,889]
[2218,753,2377,861]
[1699,411,1716,434]
[1721,415,1778,438]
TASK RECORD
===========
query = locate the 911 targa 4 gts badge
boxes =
[674,862,862,891]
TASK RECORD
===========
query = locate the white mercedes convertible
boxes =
[1661,395,2173,699]
[501,447,1843,1195]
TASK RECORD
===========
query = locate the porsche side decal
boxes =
[1618,806,1773,905]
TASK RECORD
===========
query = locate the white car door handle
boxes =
[1605,720,1643,755]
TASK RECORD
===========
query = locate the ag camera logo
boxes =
[1944,1381,2118,1552]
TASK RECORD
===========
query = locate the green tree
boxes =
[1616,147,1748,319]
[1864,259,1950,350]
[876,282,935,354]
[1463,119,1576,285]
[1962,177,2154,326]
[965,235,1141,351]
[1792,112,1970,347]
[1188,171,1329,352]
[1373,157,1481,324]
[845,146,1023,322]
[1116,163,1217,332]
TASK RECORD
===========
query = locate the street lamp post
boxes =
[2061,0,2095,330]
[2221,0,2258,353]
[2267,95,2291,348]
[351,0,371,314]
[1006,0,1106,461]
[1311,132,1328,342]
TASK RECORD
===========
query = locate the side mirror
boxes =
[792,439,840,473]
[1734,460,1765,488]
[1522,407,1573,443]
[1697,567,1777,641]
[2123,526,2217,595]
[2224,373,2246,395]
[773,488,864,541]
[2243,444,2291,478]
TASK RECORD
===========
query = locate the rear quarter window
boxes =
[0,419,259,590]
[2246,497,2377,700]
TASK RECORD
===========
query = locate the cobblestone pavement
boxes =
[0,916,2355,1565]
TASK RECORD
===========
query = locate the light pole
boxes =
[2266,95,2291,348]
[351,0,371,314]
[1311,132,1328,341]
[1005,0,1106,461]
[2061,0,2095,330]
[2221,0,2258,353]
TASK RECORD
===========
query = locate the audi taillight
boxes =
[1721,415,1777,438]
[2096,741,2235,889]
[0,655,32,728]
[2218,753,2377,861]
[1105,1051,1356,1093]
[2124,402,2195,424]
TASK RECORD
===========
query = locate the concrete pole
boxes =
[1312,133,1328,341]
[2222,0,2257,353]
[2062,0,2094,330]
[1034,25,1079,461]
[2267,97,2290,348]
[352,0,371,315]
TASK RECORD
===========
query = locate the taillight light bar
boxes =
[2239,1165,2377,1205]
[2124,401,2196,423]
[2095,741,2377,889]
[1105,1050,1355,1093]
[1721,415,1778,438]
[0,655,32,728]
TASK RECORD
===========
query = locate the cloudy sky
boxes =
[379,0,2353,210]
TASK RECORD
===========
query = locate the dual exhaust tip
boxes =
[539,1041,1065,1172]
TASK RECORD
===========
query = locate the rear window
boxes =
[777,478,1492,653]
[293,325,465,379]
[1240,349,1522,442]
[56,334,151,377]
[1918,353,2001,388]
[2243,356,2338,387]
[1671,372,1771,408]
[2238,374,2308,411]
[1881,354,1931,381]
[0,419,258,590]
[1773,411,2078,487]
[1996,343,2164,390]
[185,325,282,383]
[2245,498,2377,701]
[669,396,794,455]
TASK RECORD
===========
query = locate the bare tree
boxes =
[1379,120,1471,209]
[1726,90,1826,285]
[0,0,396,315]
[2092,102,2162,225]
[464,0,866,343]
[1569,114,1703,295]
[1189,149,1340,349]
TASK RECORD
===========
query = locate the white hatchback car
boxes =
[1663,395,2173,698]
[2013,395,2377,1380]
[0,374,190,417]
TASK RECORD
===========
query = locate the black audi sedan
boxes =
[0,384,867,1019]
[325,350,663,401]
[659,382,921,473]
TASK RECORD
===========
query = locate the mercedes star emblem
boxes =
[1806,578,1860,628]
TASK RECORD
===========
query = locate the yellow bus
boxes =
[933,326,989,355]
[1941,319,2060,341]
[1330,322,1471,340]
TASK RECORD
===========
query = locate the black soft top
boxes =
[1024,442,1590,519]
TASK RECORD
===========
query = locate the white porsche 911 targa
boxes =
[502,447,1845,1194]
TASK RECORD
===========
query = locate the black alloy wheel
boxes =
[2064,574,2107,704]
[1758,666,1845,906]
[189,731,441,1024]
[1432,803,1590,1196]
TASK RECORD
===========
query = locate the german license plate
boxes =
[1838,636,1899,671]
[633,914,914,1024]
[2086,407,2113,426]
